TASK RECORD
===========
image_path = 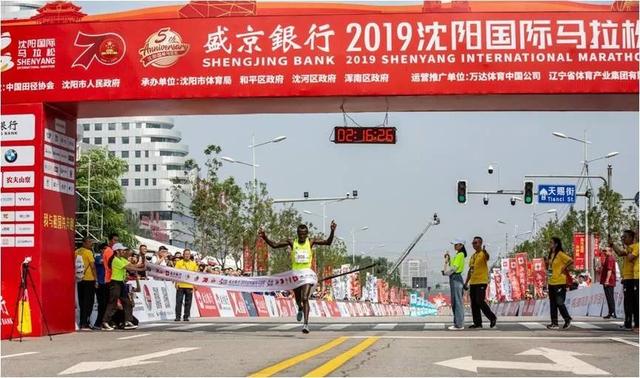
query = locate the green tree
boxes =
[75,148,136,246]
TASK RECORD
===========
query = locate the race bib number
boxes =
[295,249,310,263]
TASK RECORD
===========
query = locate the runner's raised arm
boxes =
[258,227,292,249]
[312,220,337,247]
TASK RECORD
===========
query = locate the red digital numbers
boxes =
[334,127,395,144]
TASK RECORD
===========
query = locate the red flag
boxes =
[242,244,253,274]
[256,238,268,273]
[532,258,546,298]
[573,233,586,270]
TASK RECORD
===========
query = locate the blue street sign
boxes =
[538,184,576,204]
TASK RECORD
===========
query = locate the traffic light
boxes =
[524,181,534,204]
[457,180,467,204]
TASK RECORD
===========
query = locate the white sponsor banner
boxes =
[566,288,590,317]
[44,144,75,165]
[212,288,234,317]
[587,288,605,317]
[2,171,35,188]
[1,224,15,235]
[44,128,75,151]
[15,211,34,222]
[54,118,66,134]
[0,114,35,141]
[43,176,75,195]
[264,294,279,317]
[44,160,75,180]
[1,193,15,207]
[15,223,34,235]
[1,237,15,247]
[337,302,350,317]
[1,211,15,222]
[309,300,321,318]
[146,263,317,291]
[14,192,34,207]
[15,236,34,247]
[1,146,34,166]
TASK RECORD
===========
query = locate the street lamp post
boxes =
[351,226,369,265]
[553,131,619,277]
[303,198,347,235]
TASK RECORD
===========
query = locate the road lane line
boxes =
[423,323,445,330]
[610,337,640,347]
[520,322,546,329]
[373,323,397,330]
[572,322,600,329]
[321,324,350,330]
[1,352,39,359]
[303,337,379,377]
[217,323,256,330]
[269,323,300,330]
[249,337,348,377]
[117,333,151,340]
[138,323,169,329]
[167,323,214,331]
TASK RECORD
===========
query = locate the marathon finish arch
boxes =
[1,0,638,338]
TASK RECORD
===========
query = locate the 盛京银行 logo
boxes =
[139,28,190,68]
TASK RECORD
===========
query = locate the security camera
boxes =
[483,194,489,205]
[510,197,517,206]
[488,165,494,174]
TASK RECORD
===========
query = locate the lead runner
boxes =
[258,220,336,334]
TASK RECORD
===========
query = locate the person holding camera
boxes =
[442,239,467,330]
[464,236,497,329]
[175,249,198,322]
[101,244,147,331]
[609,230,639,331]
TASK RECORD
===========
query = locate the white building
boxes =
[77,116,194,248]
[400,258,428,288]
[1,1,43,20]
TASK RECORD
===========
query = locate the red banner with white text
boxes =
[1,12,637,105]
[532,258,546,298]
[573,233,586,270]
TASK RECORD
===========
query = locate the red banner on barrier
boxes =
[493,268,504,302]
[256,238,268,273]
[509,258,522,301]
[516,252,528,296]
[194,286,221,317]
[243,244,253,274]
[227,291,249,317]
[1,11,637,105]
[532,258,546,298]
[573,232,586,270]
[251,293,270,317]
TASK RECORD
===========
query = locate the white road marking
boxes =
[373,323,397,330]
[520,322,546,329]
[58,347,199,375]
[423,323,445,330]
[610,337,640,347]
[217,323,256,330]
[269,323,300,330]
[436,347,609,375]
[572,322,600,329]
[349,335,611,340]
[138,323,169,329]
[117,333,151,340]
[1,352,39,359]
[167,323,215,331]
[321,323,351,330]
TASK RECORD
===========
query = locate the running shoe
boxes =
[546,324,559,330]
[101,322,114,331]
[124,321,138,330]
[302,324,310,334]
[297,310,303,322]
[447,326,464,331]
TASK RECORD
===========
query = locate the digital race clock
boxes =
[333,127,397,144]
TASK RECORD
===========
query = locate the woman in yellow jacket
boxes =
[544,237,573,330]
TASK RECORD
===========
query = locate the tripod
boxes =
[9,261,52,342]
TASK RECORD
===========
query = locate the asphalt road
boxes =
[2,317,638,377]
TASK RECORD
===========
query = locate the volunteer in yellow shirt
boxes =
[464,236,497,329]
[174,249,199,322]
[610,230,639,330]
[75,236,97,330]
[544,237,573,330]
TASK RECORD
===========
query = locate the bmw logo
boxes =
[4,149,17,163]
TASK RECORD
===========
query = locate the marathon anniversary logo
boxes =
[72,32,126,69]
[139,27,190,68]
